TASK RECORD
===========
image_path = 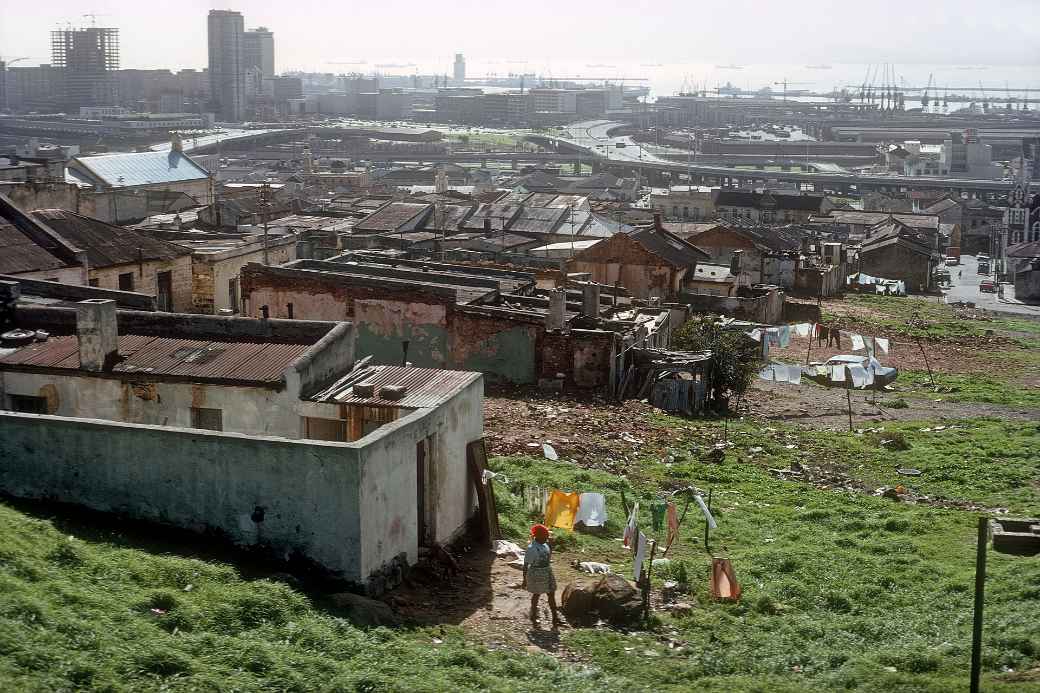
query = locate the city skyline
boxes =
[0,0,1037,74]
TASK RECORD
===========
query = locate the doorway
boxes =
[416,435,436,547]
[157,271,173,311]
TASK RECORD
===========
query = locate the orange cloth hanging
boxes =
[710,558,742,602]
[544,490,581,531]
[665,502,679,548]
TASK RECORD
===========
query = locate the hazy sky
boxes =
[1,0,1038,72]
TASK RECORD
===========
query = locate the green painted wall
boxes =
[357,323,449,368]
[456,325,537,384]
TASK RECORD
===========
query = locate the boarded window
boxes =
[190,407,223,431]
[7,395,47,414]
[304,417,347,442]
[118,272,135,291]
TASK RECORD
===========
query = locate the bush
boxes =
[671,317,763,412]
[881,398,909,409]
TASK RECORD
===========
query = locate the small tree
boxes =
[672,316,762,412]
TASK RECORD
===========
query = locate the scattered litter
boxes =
[576,561,612,574]
[492,540,525,559]
[183,584,193,592]
[432,638,443,645]
[897,468,922,476]
[542,443,559,461]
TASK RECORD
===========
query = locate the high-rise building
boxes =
[0,61,7,112]
[51,27,120,110]
[208,9,246,122]
[244,27,275,79]
[453,53,465,83]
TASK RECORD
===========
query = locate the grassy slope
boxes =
[0,504,602,693]
[491,417,1040,692]
[2,416,1037,692]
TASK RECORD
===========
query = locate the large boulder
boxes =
[327,592,402,627]
[561,573,643,626]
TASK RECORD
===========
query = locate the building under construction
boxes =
[51,26,119,111]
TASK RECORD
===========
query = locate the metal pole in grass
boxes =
[704,488,713,554]
[970,515,988,693]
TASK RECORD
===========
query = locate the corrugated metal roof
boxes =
[315,365,478,408]
[72,150,210,188]
[0,334,310,386]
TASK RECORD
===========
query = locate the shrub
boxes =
[672,317,763,412]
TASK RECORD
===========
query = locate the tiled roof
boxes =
[31,209,192,268]
[0,334,310,386]
[71,150,210,188]
[354,202,430,233]
[715,190,826,212]
[625,224,710,268]
[0,220,70,274]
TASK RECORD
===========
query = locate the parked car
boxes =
[806,355,898,389]
[978,262,990,275]
[979,280,997,293]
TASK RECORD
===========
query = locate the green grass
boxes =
[824,295,1040,344]
[0,502,605,692]
[3,415,1038,692]
[489,417,1040,691]
[895,370,1040,408]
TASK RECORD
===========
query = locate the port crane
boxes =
[773,79,810,102]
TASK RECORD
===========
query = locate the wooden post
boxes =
[805,323,815,365]
[642,539,658,621]
[845,367,854,432]
[704,488,713,554]
[970,516,988,693]
[916,335,936,389]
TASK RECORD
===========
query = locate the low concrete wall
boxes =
[0,412,365,580]
[678,290,783,324]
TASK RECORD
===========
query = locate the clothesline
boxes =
[747,323,891,359]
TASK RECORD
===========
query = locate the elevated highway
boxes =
[539,121,1038,199]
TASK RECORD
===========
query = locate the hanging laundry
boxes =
[650,500,667,532]
[773,365,790,383]
[709,558,742,602]
[875,337,890,354]
[778,325,791,348]
[761,337,770,360]
[847,364,868,388]
[828,329,841,348]
[622,502,639,547]
[865,337,876,358]
[573,492,608,527]
[816,324,828,346]
[830,365,846,383]
[758,365,775,381]
[794,323,811,338]
[850,334,865,351]
[522,485,548,513]
[666,502,679,548]
[747,328,762,342]
[694,495,717,530]
[787,364,802,385]
[544,490,580,531]
[765,329,781,347]
[633,531,648,580]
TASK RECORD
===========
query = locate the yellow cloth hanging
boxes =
[544,490,580,531]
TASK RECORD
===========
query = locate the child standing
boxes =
[522,524,561,628]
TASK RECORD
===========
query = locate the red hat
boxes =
[530,524,550,540]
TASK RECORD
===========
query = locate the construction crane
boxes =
[82,13,109,27]
[979,81,990,113]
[1006,82,1015,111]
[921,73,934,110]
[773,79,810,102]
[0,56,30,66]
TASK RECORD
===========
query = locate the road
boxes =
[943,255,1040,316]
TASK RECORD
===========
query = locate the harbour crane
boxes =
[921,73,934,110]
[773,79,810,102]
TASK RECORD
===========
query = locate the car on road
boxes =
[979,280,997,293]
[978,262,990,274]
[806,355,898,389]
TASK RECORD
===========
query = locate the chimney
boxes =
[171,132,183,153]
[483,217,492,234]
[730,250,744,276]
[76,299,118,372]
[653,212,662,230]
[581,281,601,318]
[545,289,567,332]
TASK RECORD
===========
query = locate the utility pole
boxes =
[257,183,272,265]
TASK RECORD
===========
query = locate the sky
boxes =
[1,0,1038,74]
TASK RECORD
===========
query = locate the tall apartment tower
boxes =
[244,27,275,78]
[453,53,465,83]
[51,27,120,110]
[208,10,246,122]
